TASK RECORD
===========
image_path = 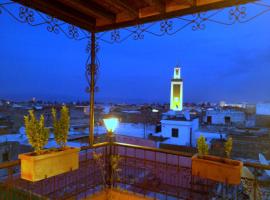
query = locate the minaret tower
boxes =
[170,66,183,111]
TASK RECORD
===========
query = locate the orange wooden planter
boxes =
[19,147,80,182]
[192,154,243,185]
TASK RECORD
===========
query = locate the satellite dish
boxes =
[259,153,270,177]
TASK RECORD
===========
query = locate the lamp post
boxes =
[103,115,119,188]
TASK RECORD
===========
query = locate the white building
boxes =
[156,67,200,146]
[204,109,245,125]
[154,67,227,147]
[160,115,199,146]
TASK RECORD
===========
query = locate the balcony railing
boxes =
[0,141,270,200]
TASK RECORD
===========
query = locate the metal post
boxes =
[108,132,114,188]
[89,32,96,146]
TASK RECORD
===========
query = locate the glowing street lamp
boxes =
[103,116,119,137]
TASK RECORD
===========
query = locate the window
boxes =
[171,128,179,137]
[2,152,9,162]
[207,116,212,124]
[224,116,231,124]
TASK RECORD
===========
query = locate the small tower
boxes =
[170,66,183,111]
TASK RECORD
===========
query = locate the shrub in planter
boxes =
[19,107,79,182]
[192,136,243,185]
[24,110,49,155]
[51,106,69,149]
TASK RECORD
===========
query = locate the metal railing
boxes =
[0,141,270,199]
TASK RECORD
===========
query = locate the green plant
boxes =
[52,106,70,149]
[224,137,233,158]
[24,110,49,155]
[110,154,122,186]
[197,136,209,157]
[93,152,122,190]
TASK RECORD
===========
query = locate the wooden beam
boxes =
[114,0,139,18]
[158,0,166,14]
[96,0,255,32]
[57,0,116,22]
[13,0,96,32]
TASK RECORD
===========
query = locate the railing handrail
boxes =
[80,141,109,150]
[1,141,270,171]
[113,142,194,157]
[0,159,20,170]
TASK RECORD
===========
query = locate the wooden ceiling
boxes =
[13,0,255,33]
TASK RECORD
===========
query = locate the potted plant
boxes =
[92,152,151,200]
[192,136,243,185]
[19,106,79,182]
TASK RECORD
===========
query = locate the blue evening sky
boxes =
[0,3,270,104]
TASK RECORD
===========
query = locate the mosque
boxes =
[156,66,225,147]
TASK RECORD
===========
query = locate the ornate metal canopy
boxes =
[10,0,256,32]
[1,0,270,44]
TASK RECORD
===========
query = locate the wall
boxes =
[160,118,199,146]
[204,110,245,125]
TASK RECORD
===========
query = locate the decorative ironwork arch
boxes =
[1,1,270,44]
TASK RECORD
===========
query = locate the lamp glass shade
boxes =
[103,117,119,133]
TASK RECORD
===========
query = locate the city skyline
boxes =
[1,5,270,104]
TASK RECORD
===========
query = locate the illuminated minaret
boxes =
[170,66,183,111]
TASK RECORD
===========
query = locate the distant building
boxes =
[220,101,247,109]
[219,101,226,107]
[256,103,270,127]
[154,67,197,146]
[154,67,227,148]
[204,109,245,126]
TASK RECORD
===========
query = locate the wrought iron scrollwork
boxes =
[46,16,60,34]
[229,6,247,22]
[191,12,207,31]
[0,1,90,40]
[160,19,173,34]
[1,0,270,44]
[68,25,79,39]
[133,24,144,40]
[96,1,270,43]
[111,29,120,42]
[19,6,34,24]
[85,38,99,93]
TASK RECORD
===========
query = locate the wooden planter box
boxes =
[19,147,80,182]
[192,154,243,185]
